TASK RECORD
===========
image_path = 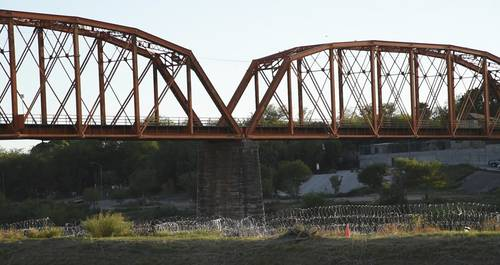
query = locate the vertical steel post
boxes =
[297,59,304,125]
[187,61,193,134]
[376,50,383,123]
[446,50,455,135]
[287,65,294,135]
[97,39,106,125]
[329,48,336,133]
[483,58,490,135]
[37,28,47,125]
[7,20,18,127]
[370,47,378,135]
[338,49,344,121]
[409,49,417,133]
[254,71,259,110]
[153,64,160,123]
[131,36,140,134]
[73,25,82,133]
[414,53,420,124]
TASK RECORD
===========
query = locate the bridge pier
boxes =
[196,140,264,218]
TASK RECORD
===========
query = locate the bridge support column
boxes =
[196,140,264,218]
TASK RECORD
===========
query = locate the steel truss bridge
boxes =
[1,10,500,140]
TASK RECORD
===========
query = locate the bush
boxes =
[358,163,387,190]
[302,193,327,208]
[82,212,133,237]
[25,227,63,239]
[275,160,312,196]
[0,229,24,240]
[379,183,406,204]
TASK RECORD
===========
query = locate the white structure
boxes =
[299,170,365,195]
[360,142,500,168]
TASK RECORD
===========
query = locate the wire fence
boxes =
[1,203,499,238]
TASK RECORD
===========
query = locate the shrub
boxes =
[82,212,133,237]
[25,227,63,239]
[0,229,24,240]
[378,183,406,204]
[275,160,312,196]
[302,193,327,208]
[358,163,387,190]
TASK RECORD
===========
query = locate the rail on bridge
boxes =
[1,10,500,140]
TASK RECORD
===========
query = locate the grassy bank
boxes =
[1,232,500,265]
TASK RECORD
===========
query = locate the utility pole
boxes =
[1,173,5,195]
[90,162,103,200]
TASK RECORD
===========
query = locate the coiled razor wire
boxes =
[1,203,499,237]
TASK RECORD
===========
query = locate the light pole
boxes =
[90,162,103,199]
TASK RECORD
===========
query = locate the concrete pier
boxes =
[196,140,264,218]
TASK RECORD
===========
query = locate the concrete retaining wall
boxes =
[360,144,500,168]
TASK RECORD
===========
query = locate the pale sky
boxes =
[1,0,499,151]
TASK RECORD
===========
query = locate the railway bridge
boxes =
[1,10,499,217]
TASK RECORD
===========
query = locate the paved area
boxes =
[462,170,500,193]
[299,170,364,195]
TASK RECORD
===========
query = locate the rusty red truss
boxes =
[0,9,241,140]
[1,10,500,141]
[227,41,500,140]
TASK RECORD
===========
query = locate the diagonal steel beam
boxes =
[152,57,202,125]
[189,55,241,135]
[247,60,290,134]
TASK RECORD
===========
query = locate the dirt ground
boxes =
[1,233,500,265]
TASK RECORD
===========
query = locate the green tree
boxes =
[418,102,432,120]
[358,163,387,190]
[360,103,399,121]
[275,160,312,196]
[302,193,327,208]
[329,175,343,194]
[83,187,100,208]
[261,104,287,125]
[128,168,159,197]
[393,157,444,199]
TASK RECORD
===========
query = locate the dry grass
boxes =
[82,212,133,237]
[25,227,63,239]
[1,231,500,265]
[0,229,24,241]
